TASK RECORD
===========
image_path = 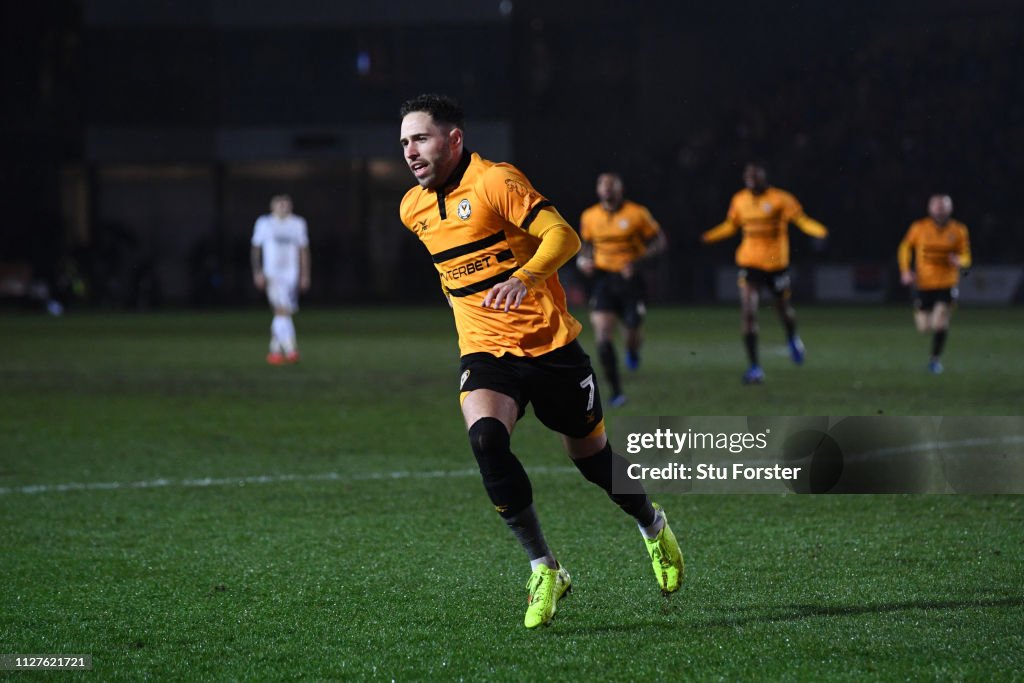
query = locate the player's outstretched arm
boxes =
[701,220,739,244]
[792,214,828,239]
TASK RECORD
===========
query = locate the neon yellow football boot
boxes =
[643,503,684,594]
[524,563,572,628]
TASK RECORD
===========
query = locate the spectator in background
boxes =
[701,163,828,384]
[897,194,972,374]
[251,194,310,365]
[577,173,666,407]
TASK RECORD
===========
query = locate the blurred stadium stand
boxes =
[2,0,1022,307]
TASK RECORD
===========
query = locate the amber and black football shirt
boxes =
[400,152,582,358]
[898,217,972,290]
[579,200,661,273]
[704,186,825,271]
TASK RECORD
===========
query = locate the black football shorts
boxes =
[458,340,604,439]
[914,287,956,312]
[739,267,791,298]
[589,269,647,329]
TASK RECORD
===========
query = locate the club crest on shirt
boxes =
[457,199,472,220]
[762,201,773,212]
[619,218,629,229]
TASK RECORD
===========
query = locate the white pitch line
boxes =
[3,435,1021,497]
[736,435,1024,465]
[0,465,579,496]
[853,435,1024,458]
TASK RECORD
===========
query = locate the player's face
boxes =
[928,195,953,224]
[596,174,623,205]
[271,198,292,217]
[400,112,461,189]
[743,164,767,192]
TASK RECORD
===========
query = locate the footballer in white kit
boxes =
[250,194,311,364]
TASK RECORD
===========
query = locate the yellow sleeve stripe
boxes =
[514,206,581,287]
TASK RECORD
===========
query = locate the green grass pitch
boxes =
[1,306,1022,680]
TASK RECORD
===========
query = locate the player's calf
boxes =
[468,417,534,518]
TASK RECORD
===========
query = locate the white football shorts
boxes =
[266,279,299,314]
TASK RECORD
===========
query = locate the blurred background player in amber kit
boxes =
[701,163,828,385]
[251,195,311,365]
[577,173,666,407]
[898,194,972,375]
[398,94,683,629]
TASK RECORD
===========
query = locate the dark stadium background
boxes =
[3,0,1022,308]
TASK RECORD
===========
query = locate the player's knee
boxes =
[467,417,532,516]
[591,315,615,341]
[623,313,642,331]
[468,417,511,463]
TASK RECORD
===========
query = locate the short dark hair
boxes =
[400,93,465,129]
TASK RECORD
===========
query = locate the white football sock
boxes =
[272,315,295,353]
[639,508,665,540]
[269,318,283,353]
[530,555,558,571]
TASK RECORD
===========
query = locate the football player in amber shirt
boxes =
[897,194,972,374]
[701,163,828,385]
[398,94,682,629]
[578,173,666,406]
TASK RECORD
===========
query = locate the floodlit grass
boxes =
[1,306,1022,680]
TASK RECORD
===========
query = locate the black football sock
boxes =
[743,332,759,366]
[597,340,623,396]
[931,329,948,358]
[468,418,553,563]
[503,504,552,564]
[573,443,657,527]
